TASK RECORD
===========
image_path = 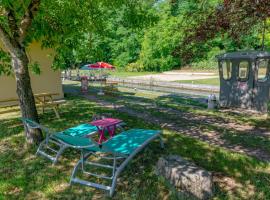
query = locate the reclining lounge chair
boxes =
[70,129,164,197]
[22,119,163,196]
[22,118,98,164]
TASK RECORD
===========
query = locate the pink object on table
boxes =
[90,118,122,144]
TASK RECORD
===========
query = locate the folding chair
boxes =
[22,118,98,164]
[70,129,164,197]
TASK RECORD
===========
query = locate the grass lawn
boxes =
[1,94,270,199]
[109,71,159,78]
[176,78,220,86]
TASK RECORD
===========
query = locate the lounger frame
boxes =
[22,118,97,164]
[70,131,164,197]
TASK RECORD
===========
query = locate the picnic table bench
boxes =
[0,92,66,118]
[105,81,118,86]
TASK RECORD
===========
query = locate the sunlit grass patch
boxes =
[175,78,220,86]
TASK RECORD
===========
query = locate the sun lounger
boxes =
[22,118,163,196]
[22,118,98,164]
[70,129,164,197]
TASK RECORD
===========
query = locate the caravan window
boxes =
[238,61,249,81]
[221,60,232,80]
[258,59,269,81]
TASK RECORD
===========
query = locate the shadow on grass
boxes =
[1,95,270,199]
[0,118,24,140]
[82,87,270,158]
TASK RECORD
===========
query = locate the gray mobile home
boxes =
[217,51,270,112]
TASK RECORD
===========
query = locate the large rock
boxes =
[156,155,213,200]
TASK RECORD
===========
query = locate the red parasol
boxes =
[80,62,115,95]
[88,62,115,70]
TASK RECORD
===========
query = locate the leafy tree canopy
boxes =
[1,0,270,73]
[0,0,154,72]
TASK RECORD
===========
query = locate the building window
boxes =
[238,61,249,81]
[258,59,269,81]
[221,60,232,80]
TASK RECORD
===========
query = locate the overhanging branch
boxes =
[6,8,20,40]
[18,0,41,44]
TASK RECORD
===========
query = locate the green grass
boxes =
[109,71,159,77]
[176,78,220,86]
[1,95,270,199]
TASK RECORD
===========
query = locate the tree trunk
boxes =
[12,47,43,144]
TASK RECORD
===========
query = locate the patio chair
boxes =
[69,129,164,197]
[22,118,98,164]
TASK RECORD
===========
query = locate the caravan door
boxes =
[231,60,254,108]
[253,59,270,112]
[219,60,233,107]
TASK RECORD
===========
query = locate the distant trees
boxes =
[137,2,182,71]
[101,0,270,71]
[44,0,270,72]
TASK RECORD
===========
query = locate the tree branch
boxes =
[6,8,20,41]
[0,24,18,56]
[18,0,41,44]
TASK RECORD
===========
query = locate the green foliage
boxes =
[110,28,143,68]
[1,0,153,71]
[125,62,142,72]
[1,0,269,73]
[43,0,157,70]
[0,50,12,75]
[29,62,41,75]
[174,0,270,65]
[137,9,182,71]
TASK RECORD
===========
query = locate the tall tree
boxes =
[174,0,270,64]
[0,0,42,143]
[0,0,107,143]
[0,0,153,143]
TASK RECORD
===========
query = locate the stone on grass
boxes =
[156,155,213,200]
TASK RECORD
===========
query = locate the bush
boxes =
[189,47,225,70]
[125,62,143,72]
[189,59,218,70]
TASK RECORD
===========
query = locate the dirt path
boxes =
[84,94,270,162]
